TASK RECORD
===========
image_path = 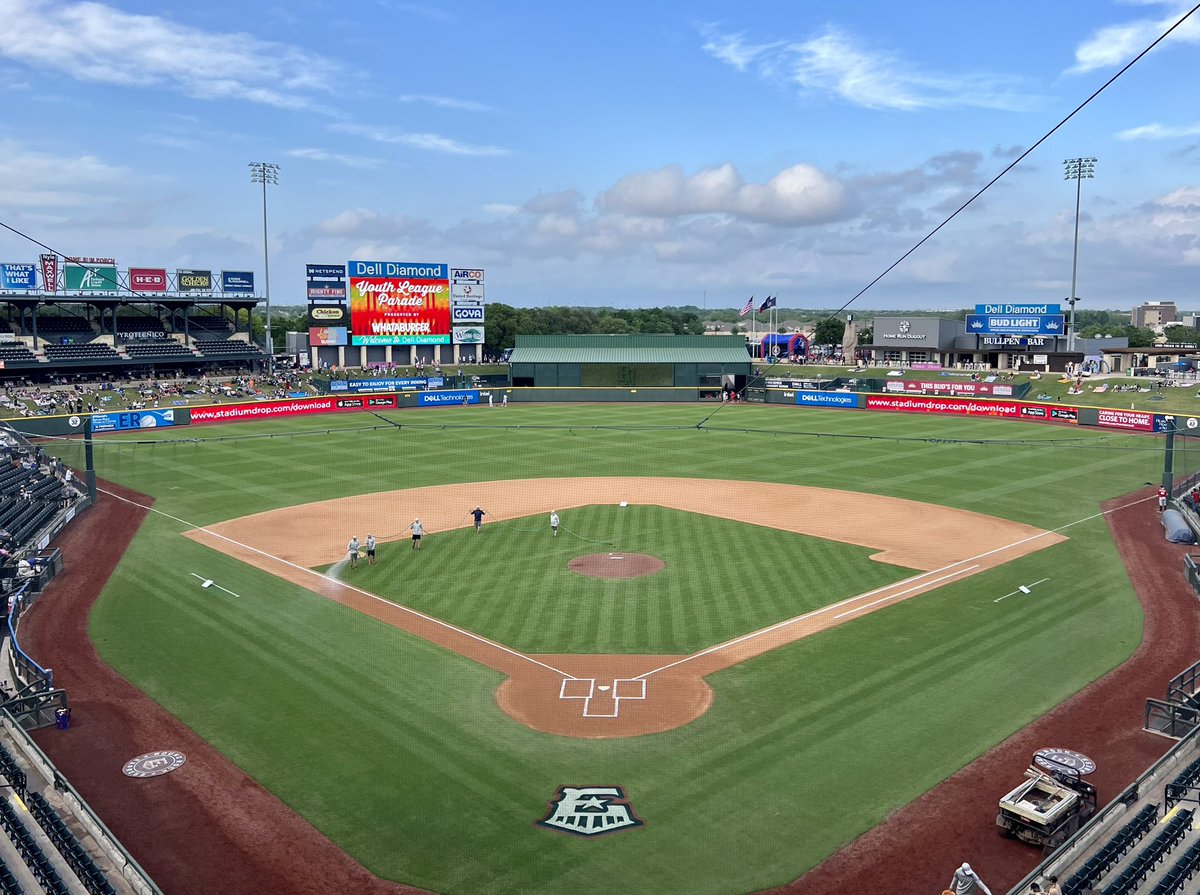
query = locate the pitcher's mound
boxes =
[569,553,665,579]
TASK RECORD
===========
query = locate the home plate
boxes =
[609,555,623,560]
[598,685,611,692]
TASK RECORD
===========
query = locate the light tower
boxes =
[1063,157,1097,354]
[249,162,280,373]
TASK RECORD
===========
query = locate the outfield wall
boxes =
[3,387,1185,438]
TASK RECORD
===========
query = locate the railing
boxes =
[5,580,53,695]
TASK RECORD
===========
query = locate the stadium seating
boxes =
[27,316,94,338]
[40,344,120,362]
[0,742,27,796]
[26,792,117,895]
[0,797,68,894]
[1150,839,1200,894]
[194,339,263,356]
[1065,804,1159,894]
[113,315,166,337]
[123,340,194,359]
[0,345,37,364]
[0,854,23,895]
[1095,808,1192,895]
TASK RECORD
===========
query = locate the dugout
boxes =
[508,334,751,396]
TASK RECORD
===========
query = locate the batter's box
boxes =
[614,679,646,700]
[560,678,594,699]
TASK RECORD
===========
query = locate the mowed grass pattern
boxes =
[333,505,915,654]
[81,403,1155,894]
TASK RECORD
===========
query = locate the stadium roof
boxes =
[509,334,751,365]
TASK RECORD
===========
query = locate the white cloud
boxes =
[1118,122,1200,140]
[701,24,1037,111]
[597,162,849,226]
[1070,2,1200,73]
[0,139,127,207]
[0,0,340,109]
[397,94,496,113]
[285,147,384,169]
[331,123,510,156]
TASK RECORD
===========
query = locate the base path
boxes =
[186,477,1064,738]
[776,490,1200,895]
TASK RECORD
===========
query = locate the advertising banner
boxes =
[866,394,1022,418]
[177,269,213,292]
[306,264,346,279]
[64,263,119,292]
[882,380,1015,397]
[451,305,485,323]
[980,336,1050,348]
[190,395,393,425]
[451,282,485,299]
[975,303,1061,315]
[348,260,450,346]
[221,271,255,293]
[91,409,176,432]
[966,314,1065,336]
[308,283,346,299]
[0,263,37,290]
[1096,408,1155,432]
[39,254,58,292]
[452,326,484,345]
[450,268,484,282]
[330,377,434,392]
[308,326,347,347]
[308,304,348,326]
[795,390,857,407]
[418,389,479,406]
[129,267,168,292]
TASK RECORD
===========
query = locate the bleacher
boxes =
[26,793,116,895]
[181,317,232,338]
[0,346,36,365]
[193,339,262,356]
[39,345,119,363]
[122,340,193,359]
[26,318,94,341]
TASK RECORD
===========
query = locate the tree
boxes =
[1163,324,1200,346]
[1122,325,1157,348]
[812,317,845,346]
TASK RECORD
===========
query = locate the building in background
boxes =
[1132,301,1178,328]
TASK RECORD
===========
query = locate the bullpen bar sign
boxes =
[348,260,450,346]
[177,269,213,292]
[0,263,37,290]
[129,267,168,292]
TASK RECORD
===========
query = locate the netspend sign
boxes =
[347,260,450,346]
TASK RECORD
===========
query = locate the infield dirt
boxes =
[184,477,1064,738]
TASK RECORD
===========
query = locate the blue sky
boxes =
[0,0,1198,311]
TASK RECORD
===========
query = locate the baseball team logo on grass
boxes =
[537,786,644,837]
[122,750,187,778]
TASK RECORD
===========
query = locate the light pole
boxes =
[1063,157,1096,354]
[249,162,280,373]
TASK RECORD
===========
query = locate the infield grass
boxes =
[82,403,1153,894]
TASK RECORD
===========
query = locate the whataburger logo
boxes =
[536,786,644,837]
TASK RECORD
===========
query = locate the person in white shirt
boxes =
[365,534,377,565]
[549,511,560,538]
[411,519,424,550]
[347,536,361,569]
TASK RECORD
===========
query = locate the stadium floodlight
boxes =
[249,162,280,374]
[1063,157,1097,355]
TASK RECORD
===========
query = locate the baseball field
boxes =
[62,402,1157,893]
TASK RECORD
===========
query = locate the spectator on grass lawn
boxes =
[949,862,993,895]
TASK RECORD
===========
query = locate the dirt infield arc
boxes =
[185,477,1064,738]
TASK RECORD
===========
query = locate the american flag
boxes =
[739,296,754,317]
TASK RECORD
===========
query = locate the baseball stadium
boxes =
[5,326,1200,895]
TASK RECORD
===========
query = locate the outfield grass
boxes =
[329,505,916,654]
[83,403,1153,894]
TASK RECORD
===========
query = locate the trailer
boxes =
[997,748,1098,854]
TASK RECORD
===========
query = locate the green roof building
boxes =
[508,334,751,393]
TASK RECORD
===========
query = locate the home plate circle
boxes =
[568,553,665,579]
[122,750,187,778]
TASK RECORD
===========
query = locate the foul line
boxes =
[189,572,240,598]
[99,487,575,680]
[635,493,1155,681]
